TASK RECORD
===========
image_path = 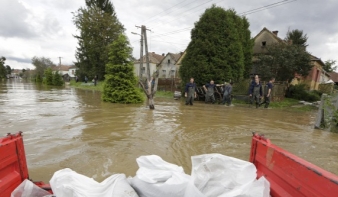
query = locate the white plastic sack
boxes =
[11,179,51,197]
[191,154,270,197]
[49,168,138,197]
[130,155,205,197]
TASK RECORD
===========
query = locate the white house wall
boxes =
[158,55,177,78]
[133,63,157,78]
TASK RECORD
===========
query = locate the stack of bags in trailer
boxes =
[12,154,270,197]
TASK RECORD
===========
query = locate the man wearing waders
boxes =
[203,80,216,104]
[261,77,275,108]
[222,82,233,106]
[185,78,197,105]
[248,75,259,105]
[249,76,262,108]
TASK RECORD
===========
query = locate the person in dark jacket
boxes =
[203,80,216,104]
[249,76,263,108]
[222,82,233,106]
[248,75,259,104]
[185,78,197,105]
[261,77,275,108]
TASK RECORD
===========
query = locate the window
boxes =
[141,67,145,74]
[168,59,171,64]
[162,70,166,74]
[261,41,266,47]
[71,70,74,74]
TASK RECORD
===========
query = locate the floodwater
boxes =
[1,79,338,183]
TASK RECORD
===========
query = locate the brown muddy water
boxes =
[0,79,338,183]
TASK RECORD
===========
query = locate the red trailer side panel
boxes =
[250,133,338,197]
[0,132,29,197]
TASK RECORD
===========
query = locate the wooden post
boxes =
[137,25,158,110]
[139,30,143,81]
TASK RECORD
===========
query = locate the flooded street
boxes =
[1,79,338,183]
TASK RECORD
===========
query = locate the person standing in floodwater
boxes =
[261,77,275,108]
[185,78,197,105]
[84,76,88,83]
[249,76,262,108]
[222,82,233,106]
[203,80,216,104]
[94,75,98,86]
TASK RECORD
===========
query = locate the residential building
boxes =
[157,52,182,78]
[68,66,77,79]
[329,72,338,85]
[174,51,186,78]
[252,27,330,90]
[133,52,165,78]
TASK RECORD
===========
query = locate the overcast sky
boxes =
[1,0,337,69]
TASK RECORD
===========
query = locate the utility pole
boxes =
[139,29,144,80]
[58,57,62,71]
[136,25,158,110]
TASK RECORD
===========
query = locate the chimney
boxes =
[162,53,165,56]
[272,31,278,36]
[152,52,155,54]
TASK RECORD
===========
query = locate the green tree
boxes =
[53,71,64,86]
[323,59,337,72]
[73,0,124,81]
[256,43,312,82]
[32,56,55,83]
[43,68,53,85]
[102,34,144,104]
[5,65,11,74]
[85,0,114,13]
[180,5,252,85]
[285,29,308,47]
[0,57,6,79]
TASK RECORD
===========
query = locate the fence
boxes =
[318,83,334,94]
[315,93,338,132]
[157,78,181,92]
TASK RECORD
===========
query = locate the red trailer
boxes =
[1,132,338,196]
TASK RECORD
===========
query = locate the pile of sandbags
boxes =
[12,154,270,197]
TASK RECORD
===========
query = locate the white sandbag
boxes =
[191,154,269,197]
[130,155,205,197]
[49,168,138,197]
[11,179,51,197]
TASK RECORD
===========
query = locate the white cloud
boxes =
[0,0,337,70]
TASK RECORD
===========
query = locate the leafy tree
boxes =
[53,71,64,86]
[32,56,55,83]
[180,5,252,85]
[285,29,308,47]
[102,34,144,104]
[43,68,53,85]
[5,65,11,74]
[256,43,312,82]
[73,0,124,81]
[323,59,337,72]
[0,57,6,79]
[85,0,114,13]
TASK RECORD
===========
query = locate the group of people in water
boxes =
[184,75,275,108]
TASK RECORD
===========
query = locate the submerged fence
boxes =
[315,92,338,132]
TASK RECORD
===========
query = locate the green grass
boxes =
[70,80,174,98]
[69,80,104,91]
[155,91,174,98]
[232,97,317,111]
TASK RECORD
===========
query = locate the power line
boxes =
[148,0,215,28]
[142,0,190,24]
[150,0,297,40]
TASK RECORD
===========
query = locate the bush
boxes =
[287,84,320,102]
[43,68,53,85]
[53,71,64,86]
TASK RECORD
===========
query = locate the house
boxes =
[252,27,330,90]
[68,66,77,79]
[133,52,165,78]
[329,72,338,85]
[291,55,331,90]
[157,52,183,78]
[51,65,70,76]
[174,51,186,78]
